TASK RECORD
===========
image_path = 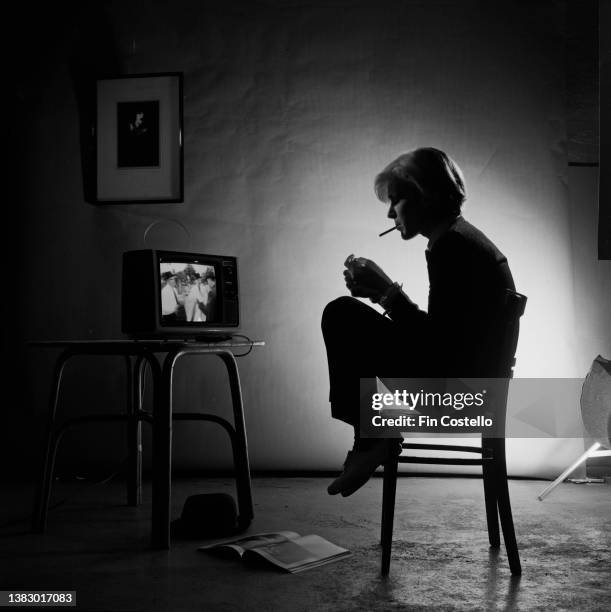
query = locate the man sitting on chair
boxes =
[321,147,515,497]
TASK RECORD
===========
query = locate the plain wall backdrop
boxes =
[8,0,610,481]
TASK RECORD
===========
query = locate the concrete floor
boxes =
[1,476,609,611]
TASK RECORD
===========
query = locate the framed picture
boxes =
[95,73,183,203]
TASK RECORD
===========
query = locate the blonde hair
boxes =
[374,147,466,215]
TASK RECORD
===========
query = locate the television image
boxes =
[122,250,239,338]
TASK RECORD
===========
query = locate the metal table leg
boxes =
[127,355,147,506]
[32,349,73,533]
[217,351,253,527]
[151,351,172,549]
[150,348,255,548]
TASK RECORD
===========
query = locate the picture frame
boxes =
[94,73,183,203]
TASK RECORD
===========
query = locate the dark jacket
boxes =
[387,217,515,377]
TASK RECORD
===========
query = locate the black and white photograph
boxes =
[117,100,160,168]
[3,1,610,611]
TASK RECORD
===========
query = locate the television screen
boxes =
[122,249,238,338]
[159,260,219,325]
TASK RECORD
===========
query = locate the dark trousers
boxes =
[321,296,428,429]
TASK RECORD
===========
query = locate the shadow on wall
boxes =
[67,5,123,203]
[6,3,124,482]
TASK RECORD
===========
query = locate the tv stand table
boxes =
[30,338,264,549]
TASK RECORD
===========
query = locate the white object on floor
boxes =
[537,443,611,500]
[538,355,611,501]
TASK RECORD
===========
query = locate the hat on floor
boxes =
[171,493,238,538]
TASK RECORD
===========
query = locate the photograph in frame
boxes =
[95,73,183,203]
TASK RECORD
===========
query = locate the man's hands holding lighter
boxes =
[344,254,394,303]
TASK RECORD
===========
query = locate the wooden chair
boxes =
[380,289,527,576]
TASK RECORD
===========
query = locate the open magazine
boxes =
[198,531,351,573]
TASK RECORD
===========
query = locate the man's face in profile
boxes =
[386,180,428,240]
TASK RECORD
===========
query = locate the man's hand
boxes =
[344,255,393,302]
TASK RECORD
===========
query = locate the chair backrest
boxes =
[491,289,527,379]
[481,289,527,442]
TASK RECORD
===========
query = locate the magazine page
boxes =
[198,531,300,557]
[246,534,351,573]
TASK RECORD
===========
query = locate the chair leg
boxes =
[496,461,522,576]
[381,458,398,576]
[482,460,500,547]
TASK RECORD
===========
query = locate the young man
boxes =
[161,272,184,322]
[321,147,515,497]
